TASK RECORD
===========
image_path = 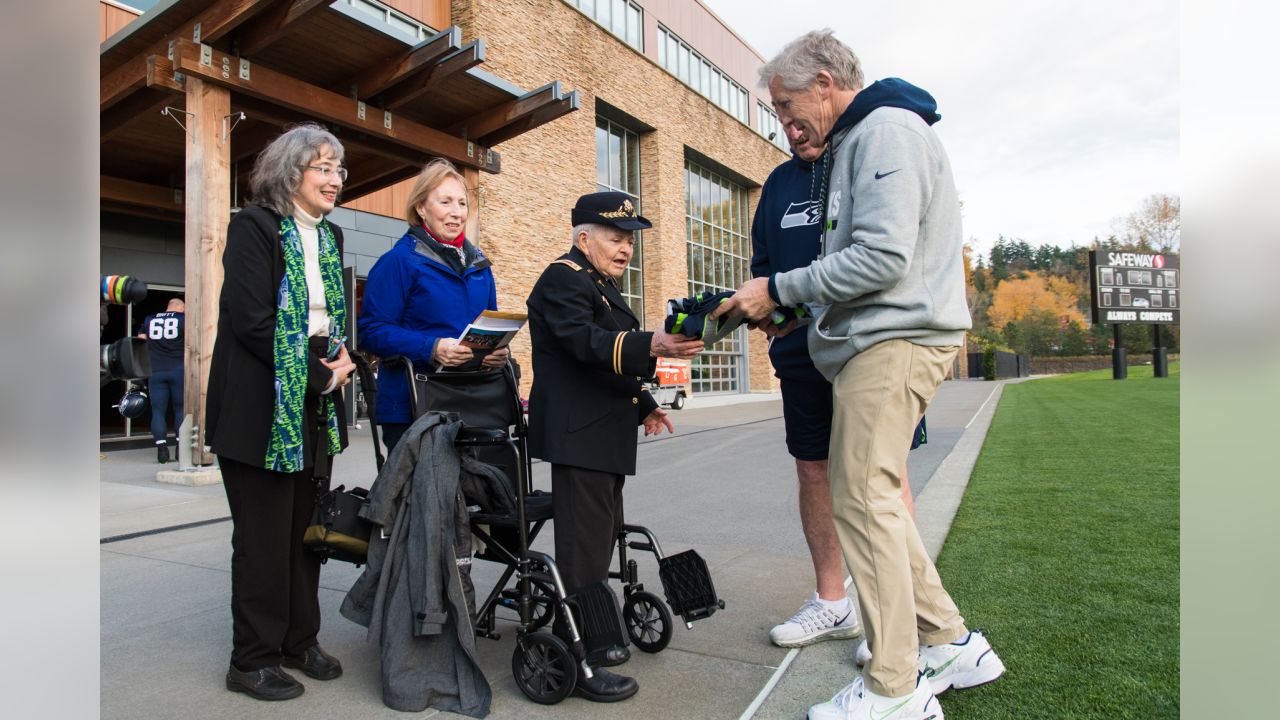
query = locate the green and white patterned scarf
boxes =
[265,214,347,472]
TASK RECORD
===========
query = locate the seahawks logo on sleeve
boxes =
[780,201,823,229]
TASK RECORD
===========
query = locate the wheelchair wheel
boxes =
[624,590,673,653]
[512,632,576,704]
[525,578,555,632]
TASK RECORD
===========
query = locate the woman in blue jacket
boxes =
[358,159,506,451]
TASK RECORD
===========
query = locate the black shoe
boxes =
[157,445,169,464]
[573,666,638,703]
[282,645,343,680]
[586,644,631,667]
[225,665,304,701]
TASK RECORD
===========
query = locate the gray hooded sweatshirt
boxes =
[771,79,972,381]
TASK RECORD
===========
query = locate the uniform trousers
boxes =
[148,365,184,443]
[550,463,624,596]
[220,455,327,671]
[828,339,968,698]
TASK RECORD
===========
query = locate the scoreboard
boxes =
[1088,251,1179,325]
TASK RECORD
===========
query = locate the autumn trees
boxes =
[966,193,1179,357]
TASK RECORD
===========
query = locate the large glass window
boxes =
[757,102,789,151]
[564,0,643,52]
[657,25,750,125]
[685,160,750,393]
[596,118,644,320]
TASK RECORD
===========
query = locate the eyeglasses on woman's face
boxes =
[301,165,348,182]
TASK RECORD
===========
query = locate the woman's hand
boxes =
[321,344,357,390]
[642,407,674,436]
[481,347,510,369]
[433,337,475,367]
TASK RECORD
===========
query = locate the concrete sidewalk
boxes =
[100,378,1014,720]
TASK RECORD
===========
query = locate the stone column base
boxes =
[156,467,223,486]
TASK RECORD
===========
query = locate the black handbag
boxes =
[303,484,373,565]
[405,362,519,429]
[302,351,379,565]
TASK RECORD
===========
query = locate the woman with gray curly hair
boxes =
[206,122,357,701]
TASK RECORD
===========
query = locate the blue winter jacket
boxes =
[359,226,497,423]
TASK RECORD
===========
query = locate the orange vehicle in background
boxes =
[649,358,690,410]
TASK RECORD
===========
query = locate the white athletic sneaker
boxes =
[807,674,943,720]
[855,638,872,666]
[918,630,1005,693]
[769,595,861,648]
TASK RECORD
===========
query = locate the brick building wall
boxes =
[451,0,788,396]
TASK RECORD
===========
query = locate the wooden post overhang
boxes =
[346,25,462,100]
[101,0,279,111]
[168,39,501,173]
[236,0,333,57]
[382,40,486,111]
[448,81,581,148]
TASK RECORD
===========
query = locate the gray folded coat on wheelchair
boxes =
[340,412,491,717]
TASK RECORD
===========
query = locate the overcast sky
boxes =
[701,0,1179,257]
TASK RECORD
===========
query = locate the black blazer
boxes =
[206,204,349,469]
[526,245,657,475]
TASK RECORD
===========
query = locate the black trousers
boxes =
[380,422,410,456]
[220,455,326,671]
[551,464,624,596]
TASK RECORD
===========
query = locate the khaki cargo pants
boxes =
[829,339,968,697]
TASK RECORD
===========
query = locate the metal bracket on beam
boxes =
[193,22,202,43]
[160,106,195,143]
[239,58,250,81]
[467,141,474,159]
[200,44,213,68]
[222,111,246,145]
[357,101,366,121]
[383,111,392,130]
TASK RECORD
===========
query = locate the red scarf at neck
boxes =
[422,223,465,249]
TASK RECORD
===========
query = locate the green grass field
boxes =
[934,364,1179,719]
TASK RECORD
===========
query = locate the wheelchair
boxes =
[373,354,724,705]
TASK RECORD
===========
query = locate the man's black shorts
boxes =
[780,379,929,461]
[780,378,833,461]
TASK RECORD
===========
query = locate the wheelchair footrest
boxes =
[567,581,629,656]
[658,549,725,624]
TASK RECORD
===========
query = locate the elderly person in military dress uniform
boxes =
[526,191,704,703]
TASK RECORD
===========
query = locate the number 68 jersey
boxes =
[139,310,185,371]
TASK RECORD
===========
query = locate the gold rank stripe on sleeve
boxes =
[613,331,626,375]
[551,259,582,271]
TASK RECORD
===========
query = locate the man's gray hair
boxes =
[572,223,602,244]
[758,29,863,92]
[250,122,345,217]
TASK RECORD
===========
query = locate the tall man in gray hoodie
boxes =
[716,29,1004,720]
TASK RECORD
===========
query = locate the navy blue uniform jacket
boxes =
[526,245,658,476]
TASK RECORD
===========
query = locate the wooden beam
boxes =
[146,54,186,93]
[183,76,232,467]
[101,55,148,112]
[382,40,485,111]
[340,162,420,204]
[171,39,500,173]
[101,87,174,141]
[101,176,184,211]
[228,95,435,169]
[477,92,578,147]
[463,166,480,245]
[347,26,461,100]
[101,201,186,223]
[101,0,280,111]
[236,0,332,57]
[448,81,559,139]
